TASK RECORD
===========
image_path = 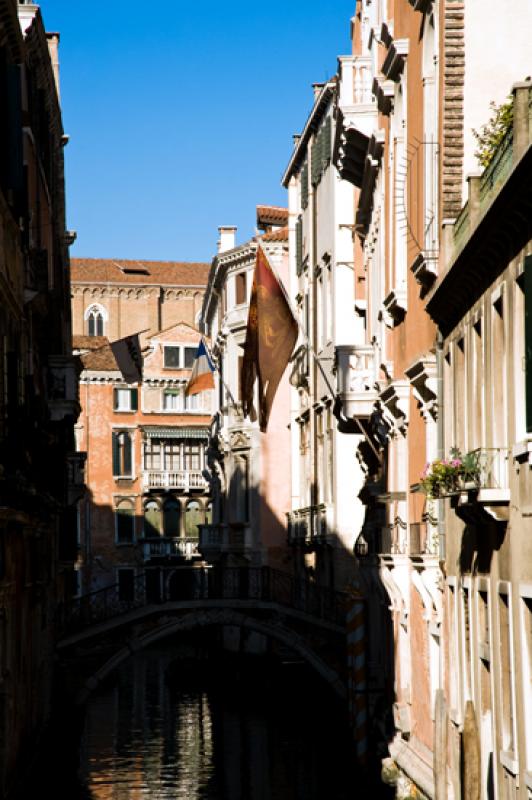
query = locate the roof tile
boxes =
[71,258,210,286]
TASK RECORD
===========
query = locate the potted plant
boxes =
[420,449,480,499]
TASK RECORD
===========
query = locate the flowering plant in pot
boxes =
[420,449,480,498]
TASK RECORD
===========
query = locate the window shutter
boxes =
[113,388,118,410]
[131,388,138,411]
[323,116,332,167]
[112,432,120,475]
[123,432,132,476]
[295,217,303,276]
[525,255,532,432]
[301,162,309,210]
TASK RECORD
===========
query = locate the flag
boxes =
[185,338,215,395]
[241,245,298,432]
[110,333,143,384]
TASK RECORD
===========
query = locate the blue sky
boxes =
[41,1,355,262]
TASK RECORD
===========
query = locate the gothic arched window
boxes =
[85,304,106,336]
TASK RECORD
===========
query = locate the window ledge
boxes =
[114,476,135,482]
[499,750,518,776]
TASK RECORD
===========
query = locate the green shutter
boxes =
[123,432,132,476]
[323,116,332,168]
[301,162,309,210]
[525,255,532,432]
[295,217,303,276]
[112,432,120,475]
[113,388,118,410]
[131,388,138,411]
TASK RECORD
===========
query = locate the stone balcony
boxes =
[143,470,208,492]
[48,355,81,422]
[143,537,200,561]
[287,504,333,547]
[435,448,511,523]
[335,344,378,419]
[198,523,251,559]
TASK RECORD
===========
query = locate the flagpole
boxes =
[257,243,381,462]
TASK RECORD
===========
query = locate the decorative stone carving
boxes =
[405,355,438,421]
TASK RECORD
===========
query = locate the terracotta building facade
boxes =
[70,258,213,598]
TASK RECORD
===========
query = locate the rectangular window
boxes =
[520,591,532,769]
[163,389,182,411]
[117,569,135,602]
[235,272,247,305]
[184,347,196,368]
[164,346,181,368]
[185,392,199,411]
[498,588,516,753]
[164,440,180,471]
[144,439,161,470]
[113,387,138,412]
[112,431,133,477]
[184,443,201,471]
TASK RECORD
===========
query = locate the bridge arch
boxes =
[78,608,346,705]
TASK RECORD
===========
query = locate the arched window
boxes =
[184,500,203,539]
[84,304,107,336]
[163,499,180,538]
[115,499,135,544]
[144,500,161,538]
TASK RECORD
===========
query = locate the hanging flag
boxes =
[241,245,298,432]
[185,338,215,395]
[110,332,143,384]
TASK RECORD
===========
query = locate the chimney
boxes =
[218,226,237,253]
[312,82,325,100]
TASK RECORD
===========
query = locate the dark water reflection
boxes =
[77,647,361,800]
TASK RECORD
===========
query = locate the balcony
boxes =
[335,344,378,419]
[67,451,87,504]
[198,523,250,558]
[48,356,81,422]
[287,504,332,547]
[143,470,208,492]
[143,537,200,561]
[424,448,511,523]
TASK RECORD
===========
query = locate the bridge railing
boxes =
[63,567,348,635]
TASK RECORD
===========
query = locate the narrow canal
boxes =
[19,633,392,799]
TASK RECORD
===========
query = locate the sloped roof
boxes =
[256,205,289,229]
[71,258,210,287]
[72,335,109,352]
[80,343,119,372]
[259,226,289,242]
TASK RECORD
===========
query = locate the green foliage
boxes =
[420,448,481,499]
[472,97,514,168]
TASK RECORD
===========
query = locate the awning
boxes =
[143,427,209,440]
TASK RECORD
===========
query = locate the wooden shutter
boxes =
[131,388,138,411]
[525,255,532,432]
[323,116,332,167]
[301,162,309,210]
[295,217,303,276]
[113,388,118,409]
[112,432,120,475]
[123,432,132,476]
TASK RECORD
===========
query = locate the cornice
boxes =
[282,80,337,186]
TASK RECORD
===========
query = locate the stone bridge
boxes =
[57,567,350,704]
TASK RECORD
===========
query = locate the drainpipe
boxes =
[436,331,445,562]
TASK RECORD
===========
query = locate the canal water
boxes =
[19,636,392,799]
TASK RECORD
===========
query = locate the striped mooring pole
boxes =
[347,593,368,766]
